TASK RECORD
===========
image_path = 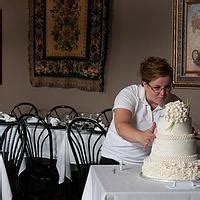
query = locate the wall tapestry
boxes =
[28,0,110,92]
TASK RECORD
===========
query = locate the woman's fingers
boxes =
[143,132,155,150]
[149,122,156,133]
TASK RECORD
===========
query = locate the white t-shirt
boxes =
[101,84,179,165]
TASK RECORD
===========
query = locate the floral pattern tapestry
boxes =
[29,0,109,92]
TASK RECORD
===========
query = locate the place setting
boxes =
[0,112,16,123]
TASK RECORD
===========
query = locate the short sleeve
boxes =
[113,85,139,114]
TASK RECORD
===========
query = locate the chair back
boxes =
[19,114,54,171]
[97,108,112,128]
[46,105,78,125]
[68,117,106,169]
[68,117,106,198]
[1,121,26,195]
[10,102,38,119]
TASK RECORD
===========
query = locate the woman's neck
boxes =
[149,102,158,110]
[146,96,158,110]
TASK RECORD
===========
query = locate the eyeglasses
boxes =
[147,83,172,93]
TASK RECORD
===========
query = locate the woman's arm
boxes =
[114,108,156,148]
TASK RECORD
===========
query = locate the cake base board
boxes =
[139,172,200,184]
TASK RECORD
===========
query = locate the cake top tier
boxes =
[164,100,190,124]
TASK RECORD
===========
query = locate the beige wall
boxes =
[1,0,200,128]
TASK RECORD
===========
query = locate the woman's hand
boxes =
[114,108,156,146]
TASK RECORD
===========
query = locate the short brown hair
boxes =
[140,56,173,83]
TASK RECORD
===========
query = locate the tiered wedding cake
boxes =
[142,100,200,181]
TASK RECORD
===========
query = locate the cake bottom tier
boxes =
[142,157,200,181]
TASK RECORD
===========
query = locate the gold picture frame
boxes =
[172,0,200,88]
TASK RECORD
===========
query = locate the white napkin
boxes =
[5,116,16,122]
[94,122,105,131]
[48,117,60,126]
[0,113,16,122]
[99,122,105,128]
[94,127,101,131]
[27,117,38,123]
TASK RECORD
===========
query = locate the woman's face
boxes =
[143,76,172,108]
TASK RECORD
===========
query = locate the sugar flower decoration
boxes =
[165,100,191,130]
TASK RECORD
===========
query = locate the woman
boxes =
[100,56,180,165]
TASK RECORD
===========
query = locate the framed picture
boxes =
[172,0,200,88]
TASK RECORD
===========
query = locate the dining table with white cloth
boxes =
[0,123,69,182]
[0,152,12,200]
[46,126,105,183]
[47,127,72,183]
[0,121,106,184]
[82,164,200,200]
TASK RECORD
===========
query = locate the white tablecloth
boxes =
[17,126,71,184]
[0,154,12,200]
[53,128,105,183]
[0,124,8,137]
[0,124,105,184]
[82,165,200,200]
[52,128,71,183]
[0,124,71,184]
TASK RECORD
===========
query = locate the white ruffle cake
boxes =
[142,100,200,181]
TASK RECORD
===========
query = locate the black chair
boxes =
[10,102,39,119]
[46,105,78,126]
[19,114,59,200]
[1,121,27,199]
[97,108,113,129]
[68,117,106,199]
